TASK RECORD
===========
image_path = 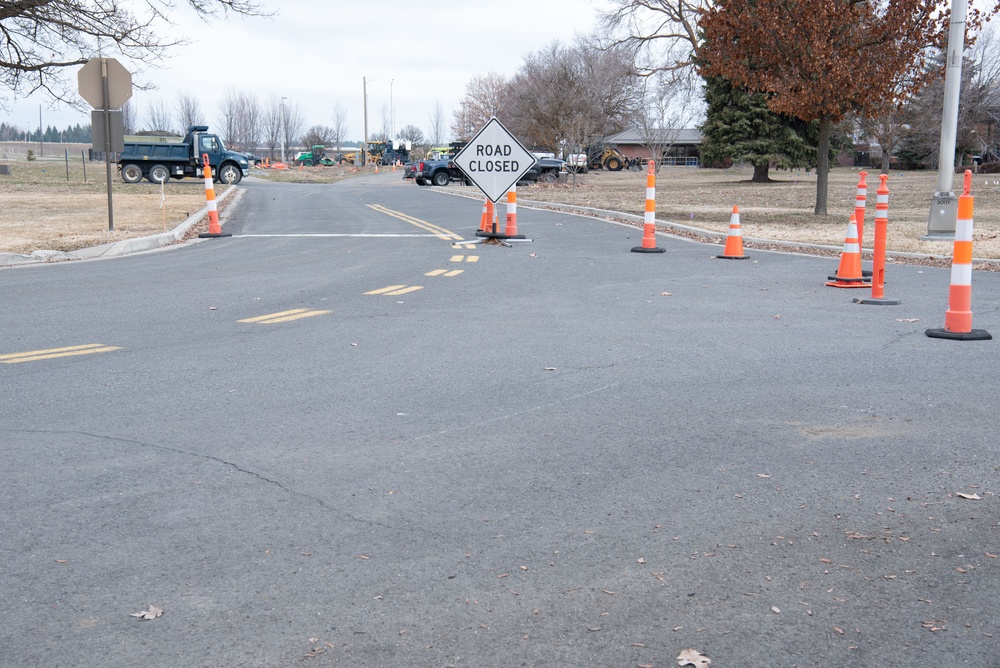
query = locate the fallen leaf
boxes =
[773,315,782,319]
[661,292,673,296]
[834,627,845,635]
[956,492,982,500]
[637,557,646,564]
[529,253,538,257]
[355,555,370,560]
[772,606,781,614]
[54,559,68,564]
[544,367,557,371]
[677,647,711,666]
[129,605,163,621]
[756,474,771,479]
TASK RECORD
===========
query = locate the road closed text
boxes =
[465,144,521,172]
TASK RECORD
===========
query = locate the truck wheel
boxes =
[121,163,143,184]
[147,164,170,184]
[432,171,450,187]
[218,162,243,185]
[605,157,624,171]
[539,171,558,183]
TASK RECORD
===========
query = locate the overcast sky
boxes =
[6,0,609,142]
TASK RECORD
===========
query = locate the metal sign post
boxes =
[78,57,132,232]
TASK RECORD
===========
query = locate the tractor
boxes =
[293,145,335,167]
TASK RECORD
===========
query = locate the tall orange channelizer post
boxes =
[854,171,873,278]
[716,205,748,259]
[485,199,496,234]
[631,159,665,254]
[825,213,867,287]
[927,171,992,340]
[854,174,900,305]
[198,154,232,239]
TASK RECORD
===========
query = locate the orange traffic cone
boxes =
[198,154,231,239]
[825,213,869,288]
[716,206,748,259]
[927,171,992,340]
[478,198,489,232]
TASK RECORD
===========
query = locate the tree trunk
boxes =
[814,115,831,215]
[881,151,890,175]
[751,162,771,183]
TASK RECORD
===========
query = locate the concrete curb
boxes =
[432,186,1000,268]
[0,185,242,268]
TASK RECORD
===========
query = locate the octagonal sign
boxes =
[78,57,132,110]
[452,117,536,203]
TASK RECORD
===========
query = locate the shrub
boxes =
[26,150,35,161]
[978,161,1000,174]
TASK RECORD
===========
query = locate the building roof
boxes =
[603,128,703,146]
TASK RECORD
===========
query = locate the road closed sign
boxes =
[452,117,536,202]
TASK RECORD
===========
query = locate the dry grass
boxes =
[527,166,1000,260]
[4,158,1000,260]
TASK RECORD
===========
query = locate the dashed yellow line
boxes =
[425,269,464,277]
[449,255,479,263]
[0,344,121,364]
[365,285,425,296]
[367,204,462,240]
[238,308,331,324]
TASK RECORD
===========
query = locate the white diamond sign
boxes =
[452,117,536,203]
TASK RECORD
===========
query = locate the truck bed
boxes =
[119,143,192,162]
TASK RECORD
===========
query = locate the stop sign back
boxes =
[78,57,133,110]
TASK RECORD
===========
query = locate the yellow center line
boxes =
[1,344,121,364]
[366,204,463,240]
[383,286,424,296]
[365,285,408,295]
[425,269,448,277]
[444,270,464,277]
[254,310,331,324]
[238,308,310,323]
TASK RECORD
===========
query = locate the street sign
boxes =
[77,57,132,110]
[452,117,536,203]
[91,110,125,153]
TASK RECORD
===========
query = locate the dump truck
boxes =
[118,125,251,185]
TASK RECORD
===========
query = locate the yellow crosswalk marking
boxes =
[466,255,479,263]
[0,344,121,364]
[449,255,464,262]
[238,309,331,324]
[383,286,424,296]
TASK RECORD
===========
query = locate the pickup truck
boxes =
[414,156,567,187]
[118,125,251,185]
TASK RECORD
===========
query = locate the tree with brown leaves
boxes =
[698,0,995,215]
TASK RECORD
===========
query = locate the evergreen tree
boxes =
[700,76,817,182]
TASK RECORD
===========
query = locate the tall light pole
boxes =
[390,78,395,139]
[363,76,371,167]
[926,0,969,237]
[280,96,287,163]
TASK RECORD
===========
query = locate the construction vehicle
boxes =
[567,144,628,173]
[293,145,335,167]
[118,125,251,185]
[367,139,412,165]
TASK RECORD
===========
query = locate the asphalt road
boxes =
[1,171,998,667]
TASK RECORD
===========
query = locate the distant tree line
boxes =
[0,122,92,143]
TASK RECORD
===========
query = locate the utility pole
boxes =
[363,76,370,167]
[926,0,968,237]
[280,96,287,163]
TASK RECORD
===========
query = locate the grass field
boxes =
[2,157,998,262]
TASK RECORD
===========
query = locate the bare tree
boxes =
[301,125,333,148]
[120,98,138,135]
[176,92,203,129]
[0,1,269,110]
[428,100,447,145]
[283,101,305,153]
[599,0,705,83]
[451,71,509,140]
[144,97,174,133]
[217,87,240,149]
[634,74,698,170]
[398,124,425,145]
[504,39,643,152]
[331,103,349,150]
[262,94,282,159]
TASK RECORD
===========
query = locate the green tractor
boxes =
[293,145,335,167]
